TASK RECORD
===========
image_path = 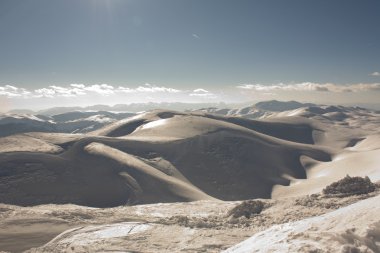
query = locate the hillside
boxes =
[0,101,379,252]
[0,111,135,137]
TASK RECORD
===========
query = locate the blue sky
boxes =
[0,0,380,110]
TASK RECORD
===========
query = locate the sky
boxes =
[0,0,380,111]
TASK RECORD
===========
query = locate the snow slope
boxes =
[0,111,135,137]
[0,109,332,206]
[224,195,380,253]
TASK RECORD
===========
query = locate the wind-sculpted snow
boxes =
[2,190,377,253]
[36,222,152,251]
[223,195,380,253]
[1,106,380,208]
[84,142,215,203]
[0,109,334,207]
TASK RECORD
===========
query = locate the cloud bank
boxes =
[237,82,380,93]
[3,82,380,100]
[0,83,224,110]
[0,83,183,98]
[1,82,380,111]
[0,85,31,97]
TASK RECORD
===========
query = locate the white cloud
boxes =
[83,84,115,95]
[135,83,181,93]
[34,88,55,98]
[4,85,18,91]
[0,83,183,99]
[371,72,380,76]
[193,88,209,93]
[0,85,30,97]
[192,33,200,39]
[0,91,21,97]
[237,82,380,93]
[70,84,86,88]
[117,86,136,93]
[51,85,86,97]
[34,85,87,98]
[189,88,217,98]
[2,81,380,101]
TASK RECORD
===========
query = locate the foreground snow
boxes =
[0,192,371,252]
[223,195,380,253]
[42,222,152,248]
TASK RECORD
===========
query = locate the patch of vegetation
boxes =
[227,200,265,218]
[323,175,376,197]
[294,193,348,209]
[164,215,224,228]
[0,207,12,213]
[294,194,321,207]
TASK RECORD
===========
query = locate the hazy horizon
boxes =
[3,99,380,114]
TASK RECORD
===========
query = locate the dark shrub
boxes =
[323,175,376,196]
[228,200,264,218]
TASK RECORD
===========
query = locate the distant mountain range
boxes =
[195,100,378,119]
[1,100,378,137]
[1,100,379,207]
[0,111,135,137]
[8,102,229,116]
[7,100,380,116]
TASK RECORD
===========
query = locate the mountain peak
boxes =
[254,100,316,112]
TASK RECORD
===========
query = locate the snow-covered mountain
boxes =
[0,100,379,252]
[18,102,227,116]
[196,100,379,126]
[0,111,135,137]
[196,100,315,116]
[2,100,379,137]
